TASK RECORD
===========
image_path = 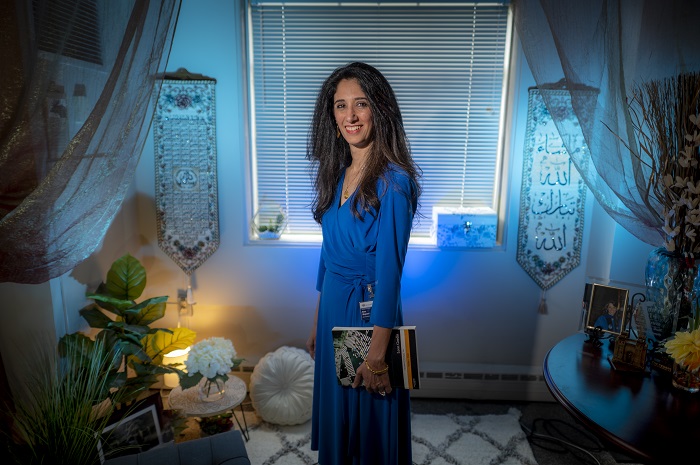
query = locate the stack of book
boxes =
[332,326,419,389]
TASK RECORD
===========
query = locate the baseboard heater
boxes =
[410,362,555,402]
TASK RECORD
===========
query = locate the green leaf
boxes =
[106,253,147,301]
[58,333,94,362]
[118,323,152,338]
[123,297,168,326]
[97,331,148,364]
[88,294,134,314]
[142,327,197,365]
[179,371,204,390]
[79,305,114,329]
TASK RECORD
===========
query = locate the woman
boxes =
[305,62,421,464]
[594,302,620,332]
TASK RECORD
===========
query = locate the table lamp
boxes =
[163,346,191,388]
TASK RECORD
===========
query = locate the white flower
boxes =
[664,225,681,239]
[666,239,677,252]
[685,211,700,226]
[185,337,237,380]
[674,176,689,189]
[663,174,675,188]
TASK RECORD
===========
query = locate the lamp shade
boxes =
[163,346,190,388]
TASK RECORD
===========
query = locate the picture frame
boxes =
[585,283,629,336]
[97,393,164,463]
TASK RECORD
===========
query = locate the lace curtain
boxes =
[0,0,180,284]
[512,0,700,247]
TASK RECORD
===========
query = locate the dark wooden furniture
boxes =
[543,332,700,464]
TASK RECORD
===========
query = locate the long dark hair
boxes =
[307,62,422,222]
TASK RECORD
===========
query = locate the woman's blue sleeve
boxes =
[316,249,326,292]
[370,171,416,328]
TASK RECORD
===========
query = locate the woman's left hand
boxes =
[352,360,392,396]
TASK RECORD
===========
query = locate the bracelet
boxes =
[365,360,389,375]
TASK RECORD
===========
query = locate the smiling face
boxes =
[333,78,374,151]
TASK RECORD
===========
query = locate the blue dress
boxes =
[310,166,416,465]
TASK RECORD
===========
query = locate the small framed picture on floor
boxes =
[97,393,165,463]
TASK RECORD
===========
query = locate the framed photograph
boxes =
[585,283,629,336]
[97,393,164,463]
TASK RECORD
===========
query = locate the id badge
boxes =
[360,282,375,322]
[360,300,373,322]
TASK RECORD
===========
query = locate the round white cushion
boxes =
[249,346,315,425]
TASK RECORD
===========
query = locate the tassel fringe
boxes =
[538,289,548,314]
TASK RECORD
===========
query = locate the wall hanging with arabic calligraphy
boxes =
[516,88,589,308]
[153,69,219,277]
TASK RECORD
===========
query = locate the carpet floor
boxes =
[411,398,644,465]
[234,407,537,465]
[176,398,645,465]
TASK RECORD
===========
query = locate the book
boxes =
[331,325,420,389]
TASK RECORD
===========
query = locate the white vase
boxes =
[199,377,226,402]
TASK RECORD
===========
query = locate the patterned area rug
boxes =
[239,408,538,465]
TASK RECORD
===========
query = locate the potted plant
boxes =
[3,338,129,465]
[251,206,288,240]
[59,253,196,404]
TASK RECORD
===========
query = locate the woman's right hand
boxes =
[306,325,317,360]
[307,293,320,359]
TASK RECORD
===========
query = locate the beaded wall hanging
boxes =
[516,87,592,311]
[153,69,219,276]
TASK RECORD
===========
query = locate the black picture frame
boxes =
[97,393,164,463]
[585,283,629,336]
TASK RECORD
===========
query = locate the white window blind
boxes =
[33,0,103,65]
[248,1,511,239]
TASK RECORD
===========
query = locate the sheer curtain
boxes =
[0,0,180,284]
[512,0,700,247]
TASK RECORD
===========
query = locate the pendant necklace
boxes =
[343,168,361,200]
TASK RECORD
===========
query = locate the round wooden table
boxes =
[168,375,249,440]
[543,332,700,464]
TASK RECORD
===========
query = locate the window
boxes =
[247,1,512,241]
[33,0,103,65]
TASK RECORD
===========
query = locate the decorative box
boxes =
[432,207,497,248]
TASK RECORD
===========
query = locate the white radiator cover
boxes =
[410,362,555,402]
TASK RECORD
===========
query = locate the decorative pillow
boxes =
[249,346,315,425]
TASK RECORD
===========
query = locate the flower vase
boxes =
[671,362,700,393]
[199,377,226,403]
[645,247,700,342]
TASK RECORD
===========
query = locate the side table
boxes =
[168,375,250,441]
[543,332,700,463]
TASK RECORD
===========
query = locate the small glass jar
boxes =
[671,362,700,394]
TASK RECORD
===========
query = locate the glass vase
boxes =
[199,377,226,403]
[672,362,700,393]
[645,247,700,342]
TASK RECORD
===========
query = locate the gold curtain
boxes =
[513,0,700,247]
[0,0,181,283]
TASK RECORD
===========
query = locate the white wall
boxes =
[0,0,659,400]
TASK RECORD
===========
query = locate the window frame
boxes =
[245,0,514,247]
